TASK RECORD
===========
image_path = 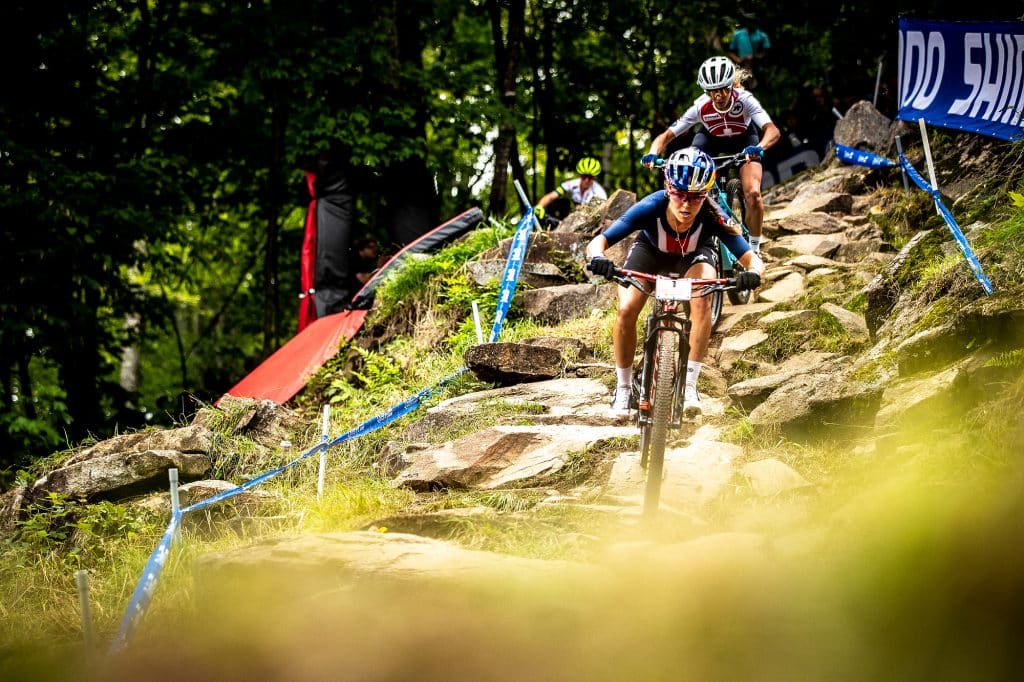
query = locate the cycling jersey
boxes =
[669,88,773,141]
[556,177,608,205]
[601,190,750,258]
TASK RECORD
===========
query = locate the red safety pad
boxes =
[223,309,369,404]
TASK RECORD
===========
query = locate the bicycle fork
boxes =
[637,305,691,431]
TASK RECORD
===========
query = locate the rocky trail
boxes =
[6,105,1024,678]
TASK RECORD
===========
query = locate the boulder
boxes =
[464,342,563,385]
[33,450,212,501]
[834,100,893,153]
[520,282,617,324]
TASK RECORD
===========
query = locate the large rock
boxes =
[605,424,739,511]
[520,282,616,324]
[464,342,563,384]
[398,377,618,445]
[739,459,812,497]
[0,485,29,533]
[33,450,212,501]
[820,303,869,342]
[767,211,847,235]
[748,359,884,435]
[833,100,893,153]
[392,423,635,491]
[756,272,806,304]
[65,424,213,467]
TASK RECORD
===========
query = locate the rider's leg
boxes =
[684,261,718,365]
[613,285,648,383]
[683,260,717,413]
[740,161,766,249]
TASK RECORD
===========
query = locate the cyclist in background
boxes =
[643,56,780,254]
[535,157,608,221]
[586,147,763,417]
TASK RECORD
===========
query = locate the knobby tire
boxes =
[725,178,753,306]
[643,328,678,517]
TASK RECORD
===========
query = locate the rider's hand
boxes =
[737,271,761,290]
[641,153,658,168]
[533,205,545,220]
[743,145,764,160]
[587,256,616,278]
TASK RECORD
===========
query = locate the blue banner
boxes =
[835,143,898,168]
[488,210,535,343]
[898,18,1024,141]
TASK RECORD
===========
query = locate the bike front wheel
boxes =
[643,329,678,517]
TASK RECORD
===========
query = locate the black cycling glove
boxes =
[737,271,761,290]
[587,256,616,278]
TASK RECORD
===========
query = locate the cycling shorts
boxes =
[693,129,762,163]
[622,236,719,286]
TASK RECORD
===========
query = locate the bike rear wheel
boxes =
[643,329,678,517]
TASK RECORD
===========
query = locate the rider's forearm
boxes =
[586,235,609,260]
[738,249,765,275]
[537,191,558,209]
[760,122,781,151]
[649,129,675,156]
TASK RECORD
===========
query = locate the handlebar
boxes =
[607,266,757,297]
[709,153,749,170]
[643,152,748,171]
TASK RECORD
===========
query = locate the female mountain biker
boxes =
[586,147,764,417]
[642,56,781,253]
[535,157,608,220]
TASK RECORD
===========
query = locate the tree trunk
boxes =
[486,0,525,217]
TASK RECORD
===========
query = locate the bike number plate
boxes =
[655,277,691,301]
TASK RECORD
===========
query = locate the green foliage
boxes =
[11,492,160,570]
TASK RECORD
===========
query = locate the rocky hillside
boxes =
[3,105,1024,679]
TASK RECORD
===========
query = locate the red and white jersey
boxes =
[669,88,772,139]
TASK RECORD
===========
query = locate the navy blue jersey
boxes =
[601,190,751,258]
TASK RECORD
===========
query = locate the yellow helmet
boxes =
[575,157,602,176]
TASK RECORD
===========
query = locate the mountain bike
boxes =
[608,266,756,517]
[710,153,754,308]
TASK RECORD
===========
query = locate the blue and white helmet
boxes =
[664,147,716,192]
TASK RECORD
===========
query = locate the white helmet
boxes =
[697,56,736,90]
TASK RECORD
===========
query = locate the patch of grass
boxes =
[725,359,760,385]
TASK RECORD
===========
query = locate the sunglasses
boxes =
[667,188,707,203]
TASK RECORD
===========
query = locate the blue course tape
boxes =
[109,209,533,654]
[489,210,535,343]
[108,512,181,653]
[836,143,898,168]
[898,154,994,295]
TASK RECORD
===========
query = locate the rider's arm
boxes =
[648,128,676,158]
[758,121,781,152]
[586,234,609,260]
[737,248,765,277]
[536,190,559,210]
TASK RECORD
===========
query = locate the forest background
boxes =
[0,0,989,477]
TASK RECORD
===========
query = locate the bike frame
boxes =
[710,154,750,275]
